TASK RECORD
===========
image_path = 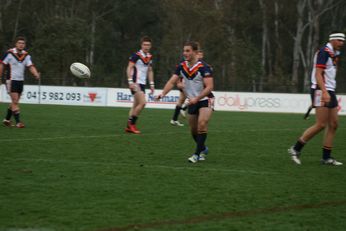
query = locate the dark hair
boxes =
[184,41,199,51]
[140,36,152,44]
[14,36,26,43]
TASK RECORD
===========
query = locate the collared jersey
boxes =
[174,60,213,101]
[0,48,33,81]
[311,43,340,91]
[129,50,153,85]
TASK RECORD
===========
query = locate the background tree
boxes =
[0,0,345,93]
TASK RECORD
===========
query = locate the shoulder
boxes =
[129,51,140,62]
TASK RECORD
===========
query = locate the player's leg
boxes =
[187,113,199,163]
[321,107,342,165]
[171,91,185,126]
[195,107,213,159]
[289,107,329,164]
[126,90,146,134]
[3,80,13,126]
[10,92,25,128]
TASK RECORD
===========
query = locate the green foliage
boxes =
[0,0,345,92]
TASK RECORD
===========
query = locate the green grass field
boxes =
[1,103,346,231]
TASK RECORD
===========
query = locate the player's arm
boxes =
[0,62,4,78]
[28,65,40,79]
[315,68,330,104]
[148,65,155,94]
[126,61,136,91]
[189,77,214,105]
[156,74,179,99]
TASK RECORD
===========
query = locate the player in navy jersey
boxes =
[125,36,155,134]
[0,36,40,128]
[170,49,214,126]
[288,31,345,165]
[157,41,214,163]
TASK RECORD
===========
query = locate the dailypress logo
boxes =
[217,94,281,110]
[216,93,311,110]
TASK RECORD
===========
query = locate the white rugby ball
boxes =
[70,62,91,78]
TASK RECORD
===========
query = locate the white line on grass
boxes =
[6,157,278,175]
[0,128,306,143]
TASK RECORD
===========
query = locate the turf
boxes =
[0,103,346,231]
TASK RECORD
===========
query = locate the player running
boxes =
[125,36,155,134]
[0,36,40,128]
[157,41,214,163]
[288,31,345,165]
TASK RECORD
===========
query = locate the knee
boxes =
[329,121,338,131]
[198,120,208,132]
[315,122,327,130]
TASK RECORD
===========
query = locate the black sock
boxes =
[5,108,12,120]
[128,115,138,125]
[172,106,181,121]
[293,139,305,152]
[13,110,20,124]
[195,133,207,155]
[322,146,332,160]
[181,105,187,111]
[192,134,197,143]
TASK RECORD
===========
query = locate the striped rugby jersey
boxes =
[311,43,340,91]
[0,48,33,81]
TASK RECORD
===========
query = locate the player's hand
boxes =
[189,97,198,105]
[154,94,163,102]
[321,91,331,106]
[150,87,155,95]
[129,83,137,92]
[35,72,41,80]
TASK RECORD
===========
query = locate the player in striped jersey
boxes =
[125,36,155,134]
[288,31,345,165]
[0,36,40,128]
[157,41,214,163]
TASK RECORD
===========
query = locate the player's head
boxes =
[329,31,345,50]
[140,36,152,53]
[14,36,26,51]
[183,41,199,62]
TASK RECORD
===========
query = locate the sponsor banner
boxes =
[213,91,346,115]
[1,84,346,115]
[0,84,107,106]
[107,88,181,109]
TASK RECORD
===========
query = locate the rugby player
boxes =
[157,41,214,163]
[0,36,40,128]
[288,31,345,165]
[125,36,155,134]
[170,49,211,126]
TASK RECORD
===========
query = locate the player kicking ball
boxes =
[156,41,214,163]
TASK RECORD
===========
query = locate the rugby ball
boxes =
[70,62,91,78]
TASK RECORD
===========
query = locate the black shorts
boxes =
[310,88,338,109]
[6,80,24,94]
[131,84,146,95]
[188,99,213,115]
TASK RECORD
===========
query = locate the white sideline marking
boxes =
[6,157,277,175]
[0,128,303,143]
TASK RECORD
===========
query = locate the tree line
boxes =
[0,0,345,93]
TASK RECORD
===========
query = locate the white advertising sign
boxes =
[213,91,346,115]
[107,88,180,109]
[1,84,345,115]
[0,85,107,106]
